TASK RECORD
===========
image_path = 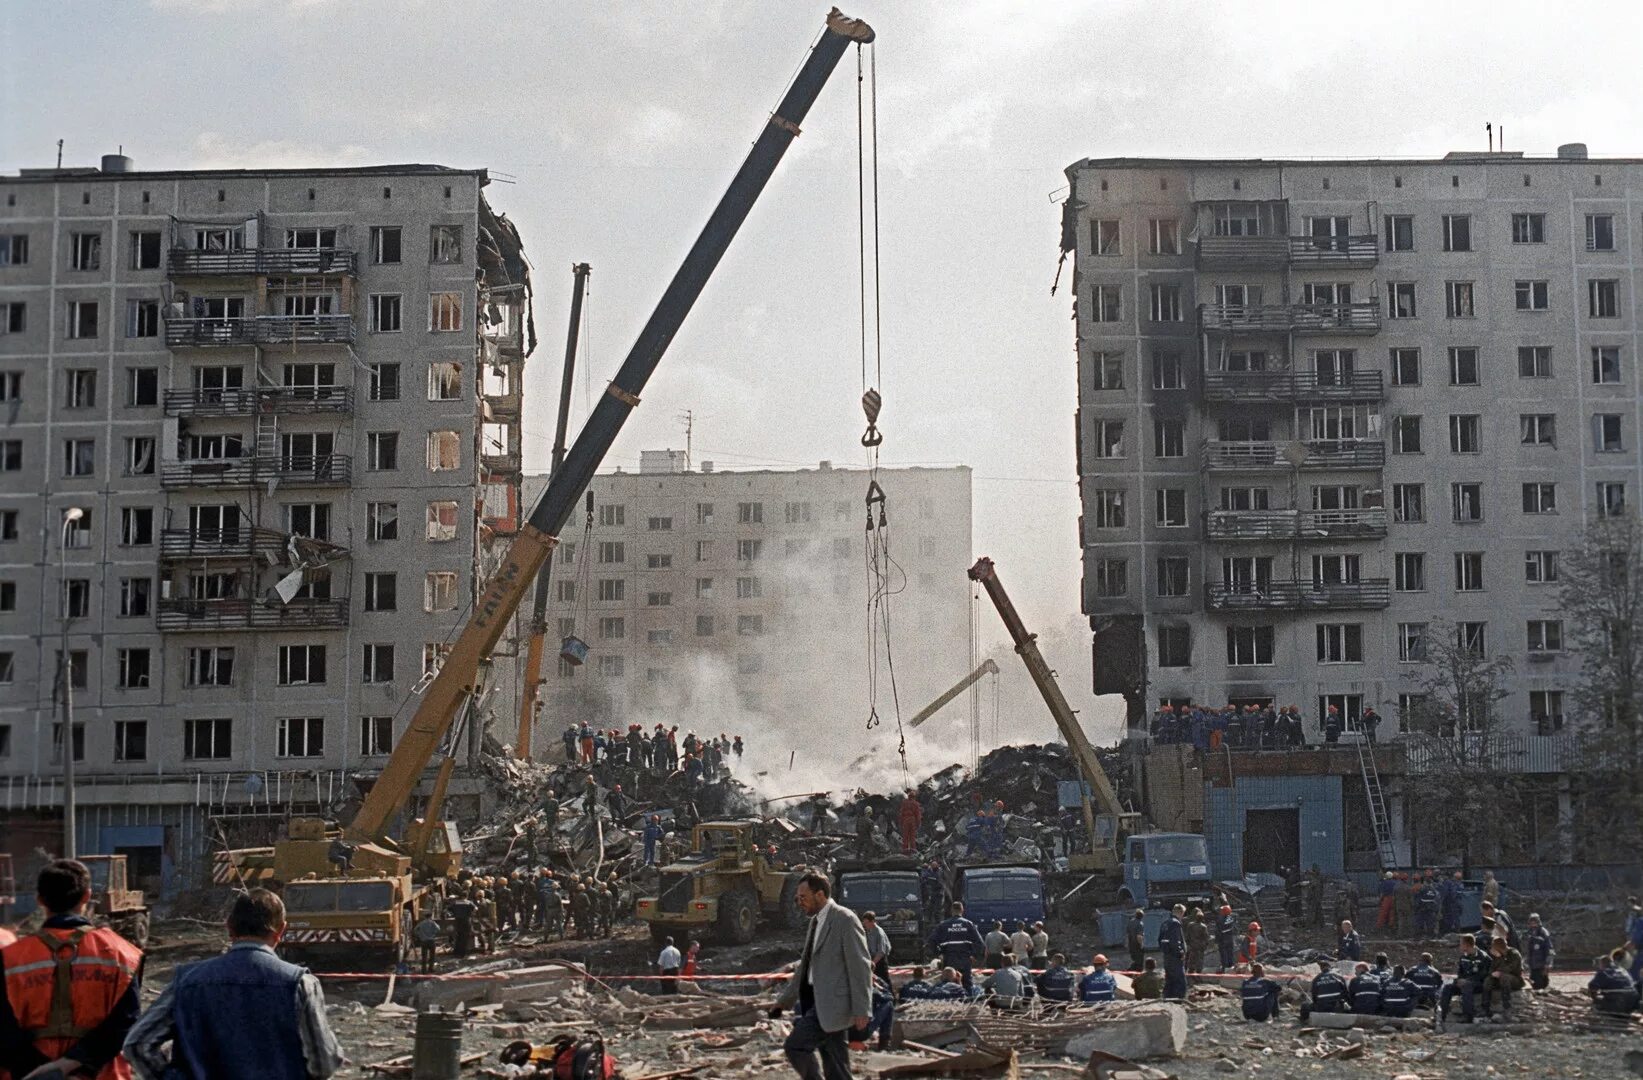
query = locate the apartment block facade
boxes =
[1066,148,1643,740]
[0,161,529,894]
[514,456,973,757]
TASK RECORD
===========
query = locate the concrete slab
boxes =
[1061,1003,1187,1062]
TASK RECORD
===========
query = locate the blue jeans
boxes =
[784,1010,853,1080]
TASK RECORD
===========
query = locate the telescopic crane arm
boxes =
[967,557,1125,820]
[346,8,877,844]
[907,658,999,729]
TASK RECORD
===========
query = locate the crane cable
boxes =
[853,41,908,788]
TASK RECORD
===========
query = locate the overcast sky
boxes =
[6,0,1640,745]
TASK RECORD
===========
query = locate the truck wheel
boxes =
[779,876,806,931]
[717,890,757,945]
[113,911,150,950]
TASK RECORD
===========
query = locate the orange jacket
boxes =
[2,926,141,1080]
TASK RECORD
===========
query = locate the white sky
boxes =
[6,0,1640,746]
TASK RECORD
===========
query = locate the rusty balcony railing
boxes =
[156,597,349,632]
[162,385,353,417]
[1206,577,1391,611]
[165,315,355,348]
[1201,369,1384,402]
[168,248,357,277]
[1199,302,1380,335]
[1202,439,1385,471]
[160,454,352,489]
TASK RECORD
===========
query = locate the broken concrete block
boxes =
[1061,1003,1187,1062]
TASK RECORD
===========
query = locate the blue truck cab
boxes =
[954,864,1046,932]
[1120,832,1213,907]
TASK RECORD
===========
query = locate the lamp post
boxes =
[60,506,83,859]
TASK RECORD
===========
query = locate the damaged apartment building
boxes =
[0,158,532,899]
[1063,148,1643,875]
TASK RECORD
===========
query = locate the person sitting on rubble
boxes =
[847,974,897,1052]
[1240,962,1281,1022]
[897,966,934,1002]
[1368,951,1393,986]
[1380,965,1418,1018]
[1299,958,1348,1022]
[982,921,1010,970]
[1482,937,1524,1019]
[1407,952,1442,1008]
[1589,950,1640,1015]
[1077,954,1117,1004]
[1337,918,1362,962]
[1348,961,1382,1015]
[980,951,1035,1010]
[1131,958,1163,1000]
[1035,952,1077,1002]
[1438,935,1490,1028]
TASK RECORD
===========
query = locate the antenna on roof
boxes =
[1486,123,1493,152]
[56,139,63,169]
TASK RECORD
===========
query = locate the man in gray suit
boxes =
[772,871,872,1080]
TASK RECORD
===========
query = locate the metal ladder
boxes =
[254,410,278,462]
[1354,736,1397,869]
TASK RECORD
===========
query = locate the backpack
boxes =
[551,1033,616,1080]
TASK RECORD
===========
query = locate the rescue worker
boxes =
[0,859,143,1080]
[1323,704,1343,743]
[846,973,896,1052]
[447,893,474,957]
[1337,919,1362,962]
[854,807,874,859]
[495,875,515,932]
[413,911,441,974]
[1300,959,1347,1022]
[927,902,985,992]
[476,888,497,953]
[1414,871,1440,936]
[1407,952,1443,1008]
[569,884,591,940]
[1588,950,1640,1015]
[643,815,664,866]
[1125,909,1146,974]
[1158,904,1187,1001]
[1184,908,1210,983]
[1239,962,1281,1021]
[1394,872,1414,934]
[897,966,934,1002]
[1438,871,1463,934]
[897,790,923,854]
[515,871,536,932]
[536,869,561,935]
[1438,935,1489,1028]
[1525,913,1554,991]
[1078,954,1117,1003]
[562,724,579,762]
[1239,921,1262,966]
[861,913,891,987]
[808,794,830,835]
[1348,961,1383,1015]
[1483,937,1524,1018]
[1131,958,1163,1000]
[1035,953,1076,1002]
[980,952,1035,1010]
[1380,965,1418,1018]
[1375,871,1397,930]
[1214,904,1237,972]
[982,922,1010,971]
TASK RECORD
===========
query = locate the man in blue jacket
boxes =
[1588,950,1640,1015]
[1337,919,1362,961]
[1239,963,1281,1021]
[123,888,343,1080]
[1524,913,1553,990]
[1300,959,1347,1022]
[927,902,985,992]
[1379,966,1418,1018]
[1348,962,1383,1015]
[1406,952,1443,1008]
[1157,904,1187,1000]
[1078,955,1117,1004]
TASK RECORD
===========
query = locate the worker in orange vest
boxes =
[0,859,143,1080]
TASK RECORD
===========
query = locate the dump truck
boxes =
[635,821,809,944]
[833,858,926,952]
[279,871,423,966]
[81,854,151,949]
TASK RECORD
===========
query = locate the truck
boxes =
[952,863,1046,934]
[833,858,926,952]
[634,821,808,944]
[279,872,423,966]
[968,557,1215,917]
[81,854,151,949]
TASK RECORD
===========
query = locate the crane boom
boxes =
[347,7,877,843]
[516,262,592,759]
[907,658,999,729]
[967,557,1124,819]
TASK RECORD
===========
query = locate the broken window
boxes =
[71,232,102,270]
[118,578,151,617]
[1156,626,1190,667]
[370,293,402,332]
[1441,214,1471,252]
[360,715,394,755]
[1156,557,1189,597]
[277,645,327,686]
[1154,488,1187,527]
[130,230,162,270]
[371,226,402,264]
[428,362,462,400]
[1148,283,1181,322]
[1090,285,1121,322]
[1093,558,1127,598]
[186,648,234,687]
[368,502,398,541]
[426,501,459,541]
[285,228,337,249]
[1090,219,1119,255]
[63,438,96,477]
[1090,419,1123,458]
[1091,489,1125,529]
[119,506,154,546]
[424,571,459,612]
[1589,279,1619,317]
[430,292,463,331]
[364,572,397,612]
[430,225,462,264]
[194,227,243,251]
[427,430,461,471]
[1148,218,1179,255]
[276,716,324,758]
[1225,625,1275,666]
[126,299,159,338]
[1448,347,1480,385]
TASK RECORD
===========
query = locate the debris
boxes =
[880,1043,1021,1078]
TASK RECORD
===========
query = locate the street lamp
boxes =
[59,506,83,859]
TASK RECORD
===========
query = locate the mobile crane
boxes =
[216,9,876,965]
[906,658,998,729]
[967,557,1213,919]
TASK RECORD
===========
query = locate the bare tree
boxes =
[1557,513,1643,859]
[1402,620,1520,869]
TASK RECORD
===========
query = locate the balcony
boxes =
[164,315,355,348]
[169,248,357,277]
[163,385,353,417]
[1196,235,1289,268]
[1206,508,1388,541]
[1288,235,1378,267]
[1201,370,1384,403]
[1199,302,1380,335]
[1206,578,1391,612]
[159,527,292,562]
[156,597,349,632]
[1202,439,1385,472]
[160,454,352,489]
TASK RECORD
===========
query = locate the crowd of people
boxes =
[1149,702,1384,748]
[413,865,630,970]
[562,722,743,785]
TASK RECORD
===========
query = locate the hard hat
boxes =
[1218,905,1232,914]
[1248,921,1262,931]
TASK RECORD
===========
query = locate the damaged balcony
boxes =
[1201,439,1386,471]
[1201,370,1384,403]
[156,597,349,632]
[168,248,357,277]
[164,315,355,348]
[1206,508,1388,541]
[1199,302,1380,335]
[163,385,353,417]
[159,527,348,566]
[160,454,352,489]
[1206,578,1391,612]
